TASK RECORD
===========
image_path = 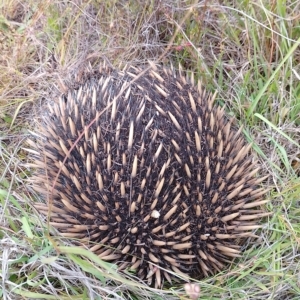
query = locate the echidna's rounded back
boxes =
[30,63,268,287]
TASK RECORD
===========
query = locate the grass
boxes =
[0,0,300,299]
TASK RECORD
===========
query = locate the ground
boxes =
[0,1,299,299]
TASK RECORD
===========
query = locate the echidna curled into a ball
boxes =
[29,62,269,287]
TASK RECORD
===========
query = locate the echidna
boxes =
[28,62,269,288]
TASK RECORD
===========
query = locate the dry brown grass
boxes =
[1,0,300,299]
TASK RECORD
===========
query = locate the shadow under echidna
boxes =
[28,61,270,288]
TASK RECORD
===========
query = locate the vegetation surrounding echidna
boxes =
[1,0,300,298]
[27,62,269,287]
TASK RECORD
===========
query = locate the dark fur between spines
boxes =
[29,62,269,288]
